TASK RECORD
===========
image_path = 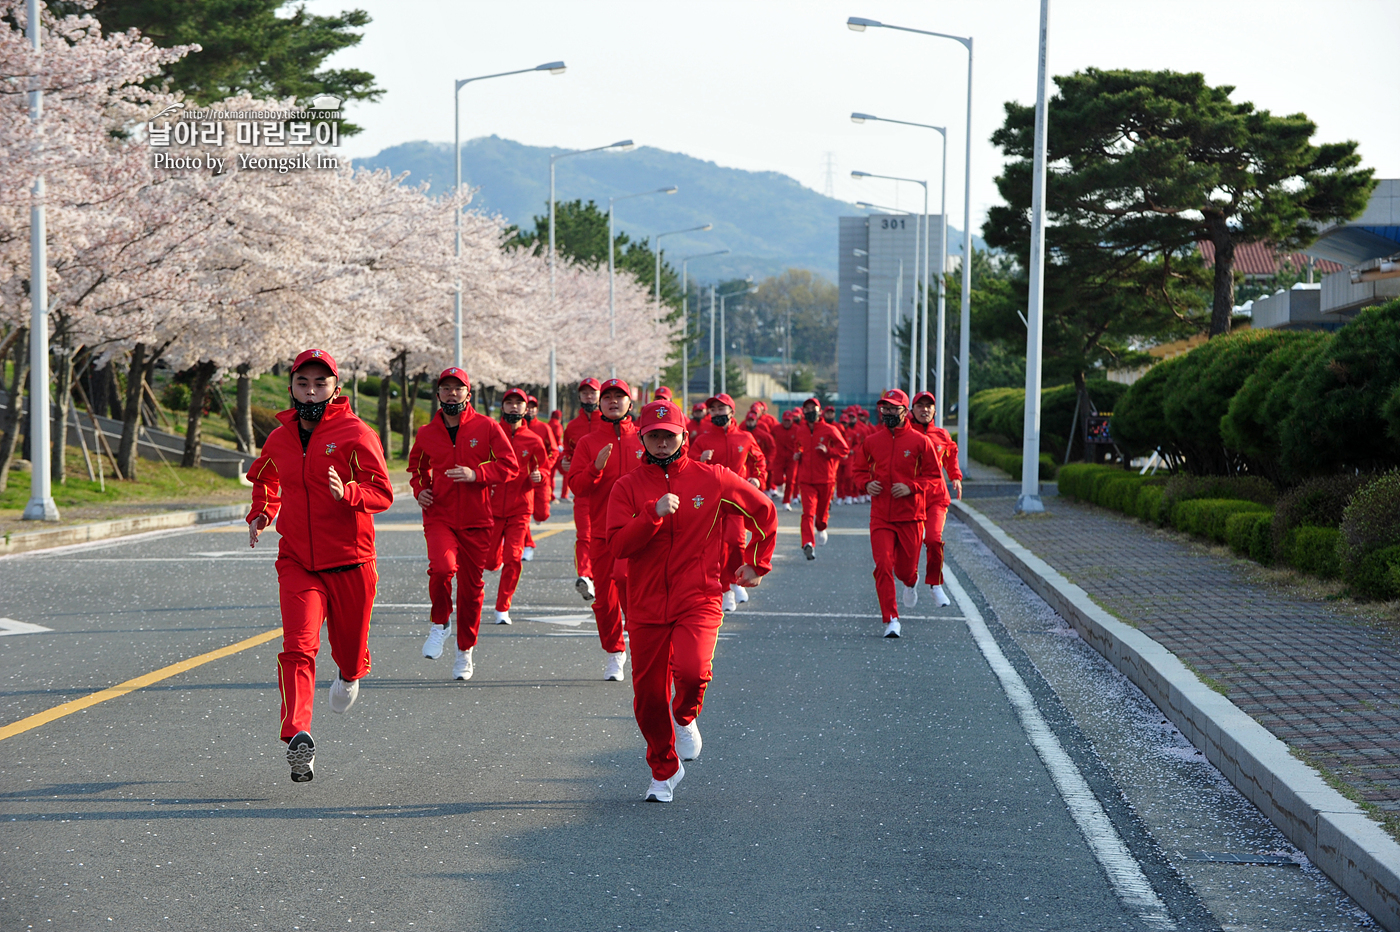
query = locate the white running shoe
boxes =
[521,546,534,562]
[673,715,702,761]
[930,584,952,607]
[803,543,816,561]
[328,676,359,713]
[783,501,792,512]
[901,582,919,609]
[453,647,474,681]
[731,583,749,604]
[286,731,315,783]
[422,624,450,660]
[645,762,685,803]
[494,610,512,625]
[883,619,902,638]
[722,589,737,612]
[817,529,828,546]
[604,651,627,681]
[575,576,595,602]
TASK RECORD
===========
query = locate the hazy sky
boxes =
[315,0,1400,237]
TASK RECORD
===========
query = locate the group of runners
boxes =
[246,349,959,801]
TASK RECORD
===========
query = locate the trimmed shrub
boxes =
[1348,545,1400,601]
[1271,473,1370,558]
[1341,470,1400,597]
[969,438,1057,481]
[1283,526,1343,579]
[1280,299,1400,478]
[1249,515,1274,564]
[1172,498,1270,543]
[1226,510,1272,558]
[969,380,1128,457]
[1057,463,1116,500]
[1221,332,1330,480]
[160,382,190,411]
[1136,485,1166,525]
[1161,475,1277,523]
[1100,476,1146,514]
[1110,354,1188,459]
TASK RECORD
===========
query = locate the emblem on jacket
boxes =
[470,438,479,448]
[903,449,911,457]
[635,449,643,458]
[325,442,337,455]
[692,494,705,508]
[737,445,745,453]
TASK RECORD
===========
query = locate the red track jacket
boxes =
[246,398,394,571]
[408,407,519,529]
[607,452,778,621]
[792,419,849,486]
[562,409,601,467]
[493,420,550,520]
[689,418,767,481]
[850,419,940,524]
[743,421,776,467]
[911,420,963,506]
[567,415,643,536]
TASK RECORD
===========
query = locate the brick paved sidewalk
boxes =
[965,495,1400,827]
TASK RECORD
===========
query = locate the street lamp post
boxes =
[652,224,712,391]
[715,282,755,398]
[1017,0,1051,515]
[849,15,973,468]
[679,249,730,411]
[23,0,56,521]
[852,170,927,402]
[852,114,947,420]
[547,138,633,412]
[609,185,678,378]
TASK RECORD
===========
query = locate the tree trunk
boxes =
[51,343,76,483]
[234,364,254,454]
[376,366,391,454]
[1207,215,1236,337]
[0,328,30,493]
[398,353,412,460]
[181,360,217,468]
[117,343,146,480]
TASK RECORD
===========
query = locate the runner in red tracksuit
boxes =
[689,393,768,612]
[910,390,962,607]
[686,403,706,436]
[850,389,941,639]
[247,348,394,783]
[742,405,777,491]
[772,410,800,510]
[793,397,849,559]
[607,400,778,802]
[486,388,549,624]
[408,368,520,682]
[561,378,602,599]
[520,395,554,558]
[567,378,644,682]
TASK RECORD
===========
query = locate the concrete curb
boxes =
[0,481,414,558]
[951,498,1400,932]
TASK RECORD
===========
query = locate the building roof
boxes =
[1197,241,1342,276]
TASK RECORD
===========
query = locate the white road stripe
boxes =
[0,617,53,636]
[943,567,1176,930]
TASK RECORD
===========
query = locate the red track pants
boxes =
[871,520,923,624]
[800,482,834,548]
[924,504,949,585]
[588,535,628,654]
[487,512,529,612]
[573,495,593,579]
[628,604,723,781]
[781,460,798,504]
[276,558,377,742]
[721,514,747,585]
[424,522,491,650]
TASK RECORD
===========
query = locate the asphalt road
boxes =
[0,494,1376,931]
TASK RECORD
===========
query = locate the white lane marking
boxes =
[0,617,54,636]
[943,567,1176,930]
[528,615,591,627]
[731,610,966,620]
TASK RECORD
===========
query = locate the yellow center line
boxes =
[0,627,282,743]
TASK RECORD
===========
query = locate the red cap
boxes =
[291,348,339,379]
[911,390,936,406]
[636,400,686,435]
[803,396,821,407]
[691,403,705,415]
[705,393,736,410]
[579,377,601,391]
[751,400,767,410]
[600,377,631,397]
[502,387,528,403]
[526,394,539,406]
[879,389,910,407]
[550,410,562,420]
[436,366,470,389]
[653,386,673,400]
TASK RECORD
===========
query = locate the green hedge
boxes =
[1226,511,1272,560]
[968,438,1058,481]
[1172,498,1270,543]
[1281,526,1343,579]
[1348,545,1400,602]
[969,380,1129,460]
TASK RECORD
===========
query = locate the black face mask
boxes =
[645,443,685,468]
[711,414,730,428]
[882,413,904,429]
[441,400,466,415]
[525,412,536,422]
[503,411,523,424]
[803,409,818,423]
[581,401,599,413]
[293,397,330,422]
